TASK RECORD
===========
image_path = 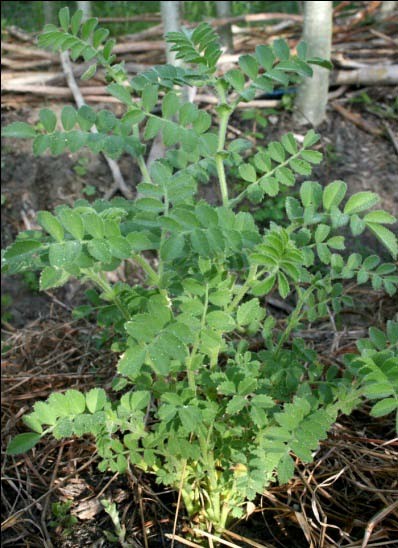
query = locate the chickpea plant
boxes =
[3,8,398,535]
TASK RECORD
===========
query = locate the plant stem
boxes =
[198,435,221,526]
[186,284,209,392]
[132,254,160,286]
[158,185,169,280]
[227,264,258,313]
[216,115,230,207]
[132,125,153,185]
[215,153,229,208]
[229,146,307,208]
[137,154,152,184]
[85,269,130,321]
[216,86,231,208]
[275,285,314,355]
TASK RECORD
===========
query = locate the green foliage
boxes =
[166,22,222,72]
[49,500,78,535]
[2,12,398,537]
[346,321,398,430]
[102,500,127,545]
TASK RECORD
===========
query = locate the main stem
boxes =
[227,264,258,313]
[85,269,130,321]
[186,284,209,392]
[216,87,231,208]
[132,254,160,285]
[216,117,230,207]
[275,285,314,355]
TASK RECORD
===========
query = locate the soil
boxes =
[1,86,397,547]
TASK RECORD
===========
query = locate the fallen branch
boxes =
[98,14,161,23]
[384,123,398,155]
[334,1,382,33]
[217,12,303,27]
[1,41,58,60]
[332,64,398,86]
[113,40,165,54]
[2,71,61,86]
[1,57,54,70]
[1,83,110,97]
[3,61,397,108]
[5,26,33,42]
[122,23,164,42]
[60,51,133,200]
[369,28,398,47]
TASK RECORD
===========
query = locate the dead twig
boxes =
[165,533,203,547]
[332,102,383,137]
[362,500,398,548]
[383,122,398,155]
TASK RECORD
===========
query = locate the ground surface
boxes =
[1,87,398,547]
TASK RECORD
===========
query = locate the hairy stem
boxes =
[216,115,230,207]
[137,154,152,185]
[227,264,258,313]
[216,86,232,207]
[85,269,130,320]
[186,284,209,392]
[132,254,160,286]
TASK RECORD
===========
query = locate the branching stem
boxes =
[186,284,209,392]
[132,254,160,286]
[275,285,314,355]
[85,269,130,321]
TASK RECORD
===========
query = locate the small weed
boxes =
[22,271,40,292]
[102,500,127,546]
[82,184,97,197]
[1,293,13,324]
[49,501,78,535]
[73,156,89,177]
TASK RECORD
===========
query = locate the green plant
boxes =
[82,184,97,197]
[348,91,398,121]
[49,500,78,535]
[102,499,128,546]
[73,155,89,177]
[2,9,398,538]
[346,320,398,429]
[1,293,13,324]
[22,270,40,292]
[240,107,272,139]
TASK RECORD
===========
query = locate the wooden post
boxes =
[76,1,92,21]
[160,1,181,65]
[294,1,333,127]
[216,1,234,53]
[377,1,397,20]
